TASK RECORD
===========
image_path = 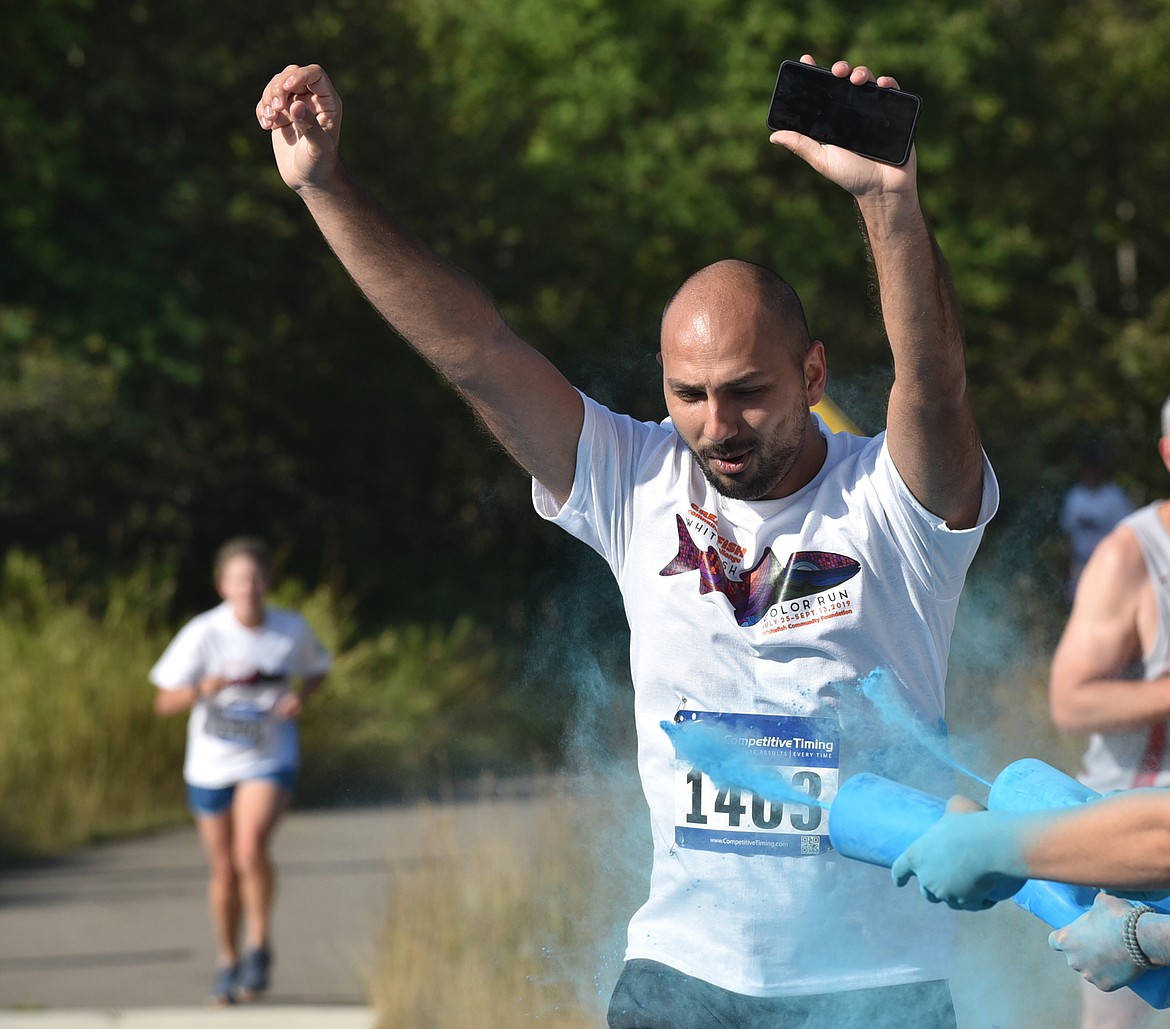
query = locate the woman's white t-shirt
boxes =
[149,602,332,789]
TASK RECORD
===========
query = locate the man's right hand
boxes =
[256,64,343,192]
[891,798,1027,911]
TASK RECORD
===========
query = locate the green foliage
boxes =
[0,555,558,860]
[0,552,185,859]
[295,604,551,805]
[4,0,1170,746]
[8,0,1170,866]
[290,588,566,801]
[370,779,644,1027]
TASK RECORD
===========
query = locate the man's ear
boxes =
[656,351,664,368]
[805,341,827,406]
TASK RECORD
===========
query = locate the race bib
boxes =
[205,700,270,747]
[672,711,839,858]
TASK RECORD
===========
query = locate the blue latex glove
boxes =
[1049,892,1153,992]
[891,797,1027,911]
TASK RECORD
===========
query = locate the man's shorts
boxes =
[607,959,957,1029]
[185,769,299,817]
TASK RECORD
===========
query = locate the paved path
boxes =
[0,788,546,1028]
[0,779,1114,1028]
[0,806,399,1012]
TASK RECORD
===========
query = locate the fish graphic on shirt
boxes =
[659,514,861,627]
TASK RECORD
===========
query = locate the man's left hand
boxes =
[769,55,917,200]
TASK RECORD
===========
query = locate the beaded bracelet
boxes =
[1123,904,1157,971]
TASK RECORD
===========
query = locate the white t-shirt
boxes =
[533,395,999,998]
[149,602,332,789]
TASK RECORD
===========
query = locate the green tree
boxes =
[5,0,1170,624]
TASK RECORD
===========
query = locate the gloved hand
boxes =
[1049,892,1158,992]
[891,796,1028,910]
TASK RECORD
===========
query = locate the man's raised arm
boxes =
[770,57,984,529]
[256,64,583,504]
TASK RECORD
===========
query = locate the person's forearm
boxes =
[294,165,582,497]
[856,192,967,404]
[297,166,517,387]
[1137,913,1170,967]
[1021,792,1170,889]
[153,684,198,716]
[1051,675,1170,734]
[855,191,983,527]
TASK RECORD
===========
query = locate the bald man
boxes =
[257,53,995,1028]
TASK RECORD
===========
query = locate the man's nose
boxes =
[703,397,738,444]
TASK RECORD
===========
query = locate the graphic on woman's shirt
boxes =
[203,670,288,747]
[659,513,861,627]
[671,710,839,857]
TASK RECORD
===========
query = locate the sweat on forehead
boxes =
[661,260,811,357]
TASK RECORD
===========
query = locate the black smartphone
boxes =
[766,60,922,167]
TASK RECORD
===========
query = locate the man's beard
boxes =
[693,407,808,501]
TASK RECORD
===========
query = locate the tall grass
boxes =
[0,552,185,857]
[293,592,547,807]
[0,553,559,861]
[367,774,646,1029]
